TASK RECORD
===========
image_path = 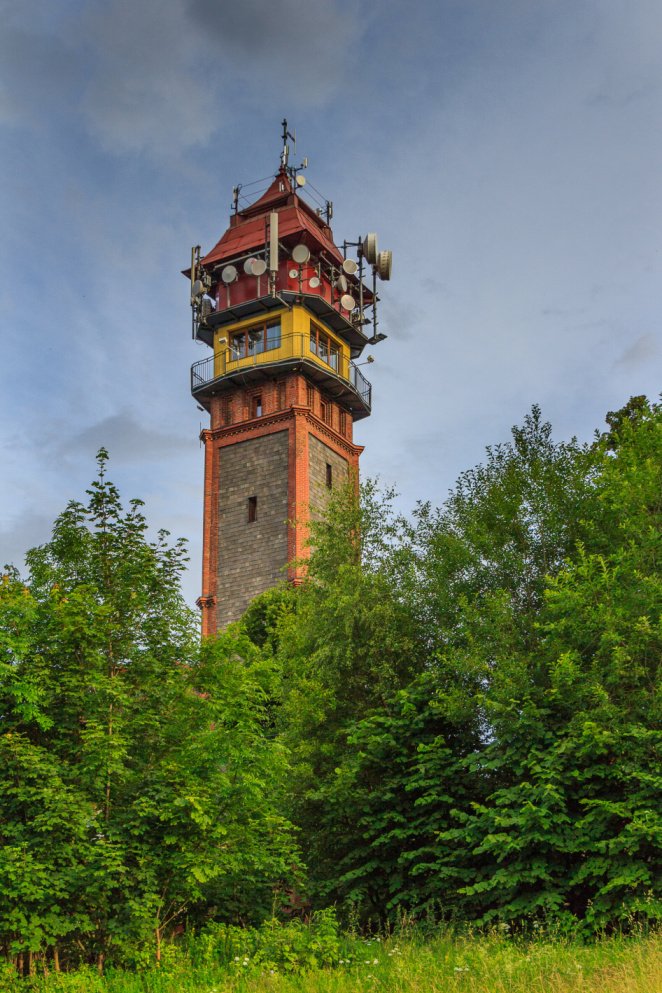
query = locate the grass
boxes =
[12,928,661,993]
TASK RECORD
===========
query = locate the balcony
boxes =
[191,331,372,419]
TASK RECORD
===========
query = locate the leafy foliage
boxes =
[0,452,297,971]
[268,400,661,930]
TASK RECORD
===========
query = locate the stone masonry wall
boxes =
[308,433,349,519]
[216,430,289,627]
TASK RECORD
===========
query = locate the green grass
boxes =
[11,929,661,993]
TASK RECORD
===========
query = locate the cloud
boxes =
[187,0,364,104]
[55,412,192,465]
[614,333,659,370]
[78,0,219,156]
[0,508,55,573]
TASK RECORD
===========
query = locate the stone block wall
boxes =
[215,430,289,627]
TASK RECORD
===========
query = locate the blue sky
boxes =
[2,0,660,605]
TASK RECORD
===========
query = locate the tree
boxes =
[0,452,298,972]
[440,399,662,929]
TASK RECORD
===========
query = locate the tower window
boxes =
[340,410,347,435]
[310,325,341,373]
[306,384,315,409]
[251,394,263,418]
[277,382,286,410]
[247,496,258,523]
[221,398,233,425]
[326,463,333,489]
[320,400,328,423]
[230,319,281,360]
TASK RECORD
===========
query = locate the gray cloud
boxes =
[56,412,192,465]
[614,333,659,370]
[187,0,363,104]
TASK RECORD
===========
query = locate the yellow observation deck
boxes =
[191,307,372,419]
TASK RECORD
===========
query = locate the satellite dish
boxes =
[335,273,348,293]
[244,257,267,277]
[190,278,205,303]
[376,250,392,281]
[340,293,356,312]
[309,276,321,289]
[362,233,378,265]
[289,268,299,279]
[292,244,310,264]
[342,258,358,275]
[221,265,238,284]
[296,175,306,187]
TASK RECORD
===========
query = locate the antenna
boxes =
[281,118,296,168]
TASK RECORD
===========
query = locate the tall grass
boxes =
[7,925,660,993]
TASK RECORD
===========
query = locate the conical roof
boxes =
[199,168,343,271]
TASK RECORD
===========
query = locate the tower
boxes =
[188,125,391,634]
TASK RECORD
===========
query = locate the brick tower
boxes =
[188,124,391,634]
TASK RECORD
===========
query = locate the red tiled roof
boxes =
[200,170,343,271]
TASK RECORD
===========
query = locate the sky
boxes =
[1,0,660,606]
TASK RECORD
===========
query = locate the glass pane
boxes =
[318,334,328,364]
[309,332,317,355]
[231,333,244,360]
[329,344,339,371]
[248,328,264,355]
[266,321,281,350]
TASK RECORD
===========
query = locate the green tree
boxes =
[441,399,662,929]
[0,453,298,972]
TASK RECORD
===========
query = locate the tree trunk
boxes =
[155,925,162,967]
[97,951,105,975]
[53,947,60,973]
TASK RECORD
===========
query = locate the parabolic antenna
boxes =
[309,275,321,289]
[296,174,306,187]
[289,268,299,279]
[342,258,358,275]
[340,293,356,312]
[362,233,378,265]
[292,243,311,264]
[221,265,238,284]
[376,250,392,281]
[335,273,348,293]
[190,278,205,303]
[244,257,267,276]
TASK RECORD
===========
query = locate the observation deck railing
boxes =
[191,331,372,410]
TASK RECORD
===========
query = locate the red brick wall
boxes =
[198,371,362,635]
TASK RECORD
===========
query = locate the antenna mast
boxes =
[281,118,296,169]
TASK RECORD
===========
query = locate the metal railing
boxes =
[191,331,372,408]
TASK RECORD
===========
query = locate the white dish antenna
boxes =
[296,175,306,187]
[309,275,321,289]
[362,233,378,265]
[292,243,311,264]
[190,278,205,303]
[221,265,238,284]
[335,273,348,293]
[289,268,299,279]
[376,250,392,281]
[340,293,356,312]
[342,258,358,275]
[244,257,267,277]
